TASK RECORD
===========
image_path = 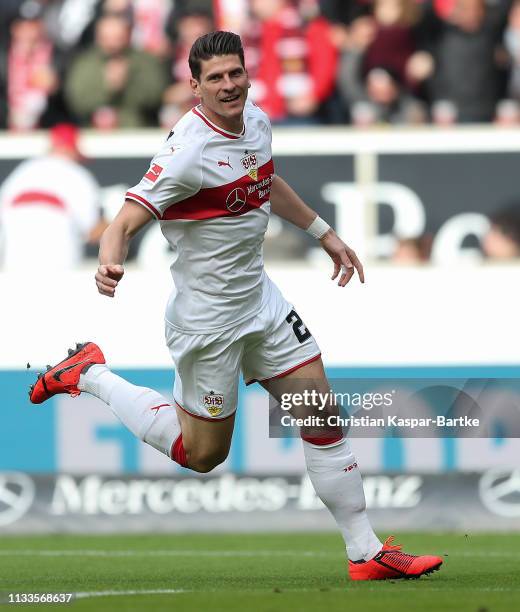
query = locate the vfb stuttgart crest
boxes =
[203,391,224,417]
[241,151,258,181]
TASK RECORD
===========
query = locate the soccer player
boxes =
[29,31,442,580]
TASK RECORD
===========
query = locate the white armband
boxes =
[306,216,331,239]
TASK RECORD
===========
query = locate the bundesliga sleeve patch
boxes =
[144,163,164,183]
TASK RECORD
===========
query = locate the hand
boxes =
[95,264,124,297]
[405,52,434,83]
[104,57,129,92]
[320,230,365,287]
[348,16,376,51]
[31,66,59,93]
[92,106,118,129]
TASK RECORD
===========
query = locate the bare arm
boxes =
[95,200,153,297]
[270,174,364,286]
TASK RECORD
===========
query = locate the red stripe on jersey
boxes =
[192,106,245,139]
[11,191,65,210]
[162,158,274,221]
[125,191,161,219]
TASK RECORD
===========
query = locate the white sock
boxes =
[78,364,181,457]
[303,438,382,562]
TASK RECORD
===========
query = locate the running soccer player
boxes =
[29,31,442,580]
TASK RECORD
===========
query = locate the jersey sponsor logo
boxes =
[161,158,274,221]
[241,151,258,181]
[218,157,233,169]
[144,163,164,183]
[246,174,273,201]
[226,187,247,213]
[203,392,224,417]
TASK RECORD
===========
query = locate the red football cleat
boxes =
[29,342,105,404]
[348,536,443,580]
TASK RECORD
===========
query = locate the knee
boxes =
[186,448,229,473]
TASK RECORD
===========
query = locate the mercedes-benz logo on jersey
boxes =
[0,472,35,526]
[479,469,520,517]
[226,187,247,213]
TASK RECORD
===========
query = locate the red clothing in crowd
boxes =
[8,37,54,130]
[250,10,337,121]
[363,24,416,84]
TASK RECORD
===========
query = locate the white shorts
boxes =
[165,281,321,421]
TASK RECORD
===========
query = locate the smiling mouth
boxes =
[221,95,240,103]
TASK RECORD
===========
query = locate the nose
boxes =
[222,74,235,91]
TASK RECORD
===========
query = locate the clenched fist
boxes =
[95,264,124,297]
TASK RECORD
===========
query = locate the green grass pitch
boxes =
[0,532,518,611]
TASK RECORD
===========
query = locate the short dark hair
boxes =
[490,203,520,247]
[189,31,245,80]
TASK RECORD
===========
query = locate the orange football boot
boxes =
[349,536,443,580]
[29,342,105,404]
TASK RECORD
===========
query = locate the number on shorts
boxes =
[286,309,311,343]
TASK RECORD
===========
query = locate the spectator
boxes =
[364,0,420,85]
[98,0,173,58]
[42,0,99,54]
[504,0,520,100]
[336,3,428,125]
[338,25,427,126]
[0,124,105,270]
[360,66,426,124]
[417,0,506,123]
[392,235,433,263]
[64,13,167,128]
[5,1,60,130]
[130,0,173,57]
[494,98,520,124]
[160,10,213,127]
[482,203,520,259]
[246,0,338,124]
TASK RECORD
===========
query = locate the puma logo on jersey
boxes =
[144,163,164,183]
[218,157,232,169]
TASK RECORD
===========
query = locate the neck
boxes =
[199,103,244,134]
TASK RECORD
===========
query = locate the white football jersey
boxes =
[0,155,100,270]
[127,100,276,333]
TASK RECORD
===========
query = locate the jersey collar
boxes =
[192,105,245,139]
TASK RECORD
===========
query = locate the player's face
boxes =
[191,54,250,129]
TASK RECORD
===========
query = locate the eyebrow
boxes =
[205,66,244,80]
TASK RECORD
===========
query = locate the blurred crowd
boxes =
[2,0,520,130]
[2,0,520,271]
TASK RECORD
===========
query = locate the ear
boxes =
[190,77,200,98]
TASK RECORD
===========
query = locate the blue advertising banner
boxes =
[3,366,520,475]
